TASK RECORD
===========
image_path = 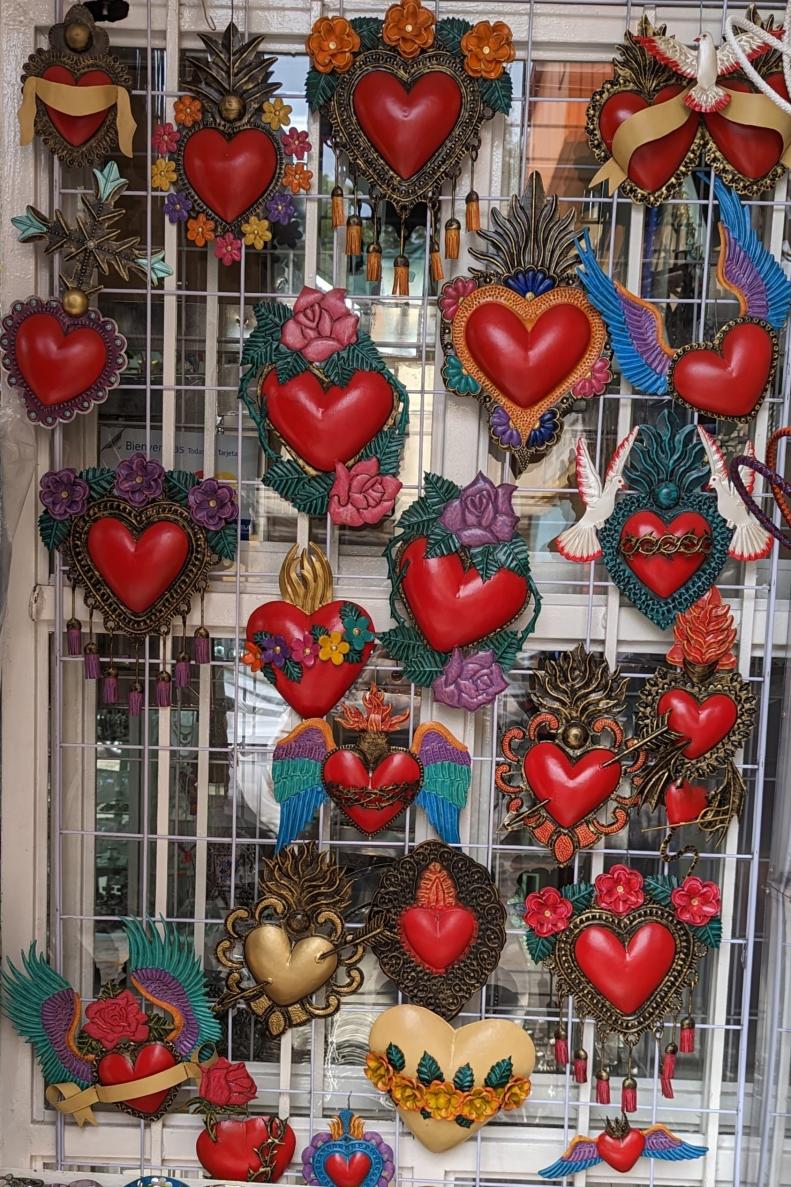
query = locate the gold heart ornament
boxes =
[365,1004,535,1152]
[243,926,339,1006]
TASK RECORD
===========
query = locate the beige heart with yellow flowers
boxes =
[367,1004,535,1152]
[243,924,338,1006]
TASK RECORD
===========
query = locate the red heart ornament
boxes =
[399,536,529,653]
[183,127,278,224]
[86,519,190,614]
[598,85,698,193]
[96,1041,177,1116]
[596,1128,646,1173]
[15,313,107,405]
[196,1116,296,1182]
[620,510,711,598]
[247,601,374,718]
[399,903,477,973]
[574,922,676,1015]
[657,689,738,759]
[323,1153,373,1187]
[352,71,462,179]
[263,369,395,472]
[41,66,114,146]
[665,779,709,826]
[322,748,422,834]
[672,322,775,419]
[704,75,791,181]
[522,742,622,828]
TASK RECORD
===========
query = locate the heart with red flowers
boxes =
[670,320,776,421]
[596,83,700,197]
[574,920,677,1015]
[41,65,116,147]
[196,1116,296,1182]
[96,1040,179,1119]
[322,748,422,835]
[596,1126,647,1173]
[657,689,738,759]
[522,742,622,829]
[181,127,279,227]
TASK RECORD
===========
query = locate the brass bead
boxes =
[62,288,89,317]
[64,21,92,51]
[219,93,244,121]
[562,722,588,749]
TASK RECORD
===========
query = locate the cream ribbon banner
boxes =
[45,1050,212,1126]
[18,76,137,156]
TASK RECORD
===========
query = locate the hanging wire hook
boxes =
[659,832,699,876]
[200,0,217,32]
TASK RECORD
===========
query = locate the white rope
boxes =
[724,1,791,116]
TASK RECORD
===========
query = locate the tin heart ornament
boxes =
[439,173,610,470]
[539,1116,707,1178]
[364,1004,534,1152]
[301,1112,394,1187]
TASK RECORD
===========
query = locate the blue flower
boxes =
[266,191,296,225]
[490,406,522,449]
[527,409,559,448]
[442,351,481,395]
[504,268,555,298]
[164,191,192,224]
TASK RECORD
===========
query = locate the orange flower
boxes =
[282,163,313,194]
[458,1085,499,1121]
[306,16,360,74]
[382,0,434,59]
[500,1076,532,1111]
[187,213,215,246]
[174,96,203,127]
[461,20,515,79]
[364,1052,393,1092]
[241,641,263,673]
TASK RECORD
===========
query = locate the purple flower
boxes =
[40,468,89,520]
[439,472,518,547]
[432,648,508,711]
[490,406,522,449]
[115,454,165,505]
[188,478,238,530]
[266,191,295,225]
[259,634,290,668]
[164,190,192,223]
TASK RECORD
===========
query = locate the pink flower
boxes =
[151,122,180,154]
[671,876,721,926]
[214,233,242,266]
[83,989,149,1049]
[594,864,644,916]
[438,276,477,321]
[328,458,401,527]
[280,286,359,362]
[524,887,572,937]
[281,127,312,160]
[199,1056,257,1106]
[291,632,318,667]
[572,356,612,398]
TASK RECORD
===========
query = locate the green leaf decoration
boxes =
[455,1116,474,1128]
[274,347,309,384]
[141,249,173,286]
[306,68,340,111]
[645,874,679,906]
[350,15,383,48]
[11,208,48,241]
[243,300,292,364]
[469,544,500,582]
[310,624,327,643]
[423,472,460,514]
[378,625,448,685]
[420,1108,432,1119]
[38,511,70,551]
[398,500,439,537]
[281,657,302,683]
[561,882,595,914]
[81,466,116,498]
[261,665,277,687]
[690,917,722,949]
[323,340,382,386]
[494,536,532,580]
[263,460,333,516]
[206,525,237,561]
[386,1042,406,1072]
[484,1057,513,1089]
[359,424,404,475]
[417,1051,444,1085]
[488,629,522,673]
[524,930,556,963]
[435,16,473,53]
[164,469,199,504]
[424,523,459,559]
[453,1062,475,1092]
[480,71,513,115]
[93,161,125,201]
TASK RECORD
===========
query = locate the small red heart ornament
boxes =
[196,1116,296,1182]
[598,84,698,193]
[15,313,107,405]
[183,127,278,223]
[399,903,478,973]
[96,1041,177,1116]
[574,922,676,1014]
[263,369,395,471]
[322,748,422,834]
[620,510,711,597]
[352,71,463,179]
[522,742,621,828]
[596,1127,646,1173]
[323,1153,373,1187]
[704,75,791,181]
[657,689,738,759]
[672,322,774,419]
[41,65,114,146]
[87,519,190,614]
[399,536,528,653]
[665,780,709,826]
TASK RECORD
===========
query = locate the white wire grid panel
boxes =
[2,0,791,1185]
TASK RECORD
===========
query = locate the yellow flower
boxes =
[318,631,350,666]
[151,157,176,192]
[423,1081,463,1120]
[262,97,292,131]
[364,1052,393,1092]
[390,1074,424,1111]
[458,1085,499,1122]
[241,216,272,250]
[282,162,313,195]
[500,1076,532,1111]
[174,96,203,127]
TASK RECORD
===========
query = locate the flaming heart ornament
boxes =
[539,1115,707,1178]
[305,0,514,292]
[439,173,610,470]
[2,163,171,427]
[18,4,136,166]
[272,684,470,846]
[496,645,647,865]
[302,1111,394,1187]
[238,286,407,520]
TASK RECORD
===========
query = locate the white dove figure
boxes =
[636,28,780,112]
[556,428,638,562]
[697,426,772,561]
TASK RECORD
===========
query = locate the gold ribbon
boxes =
[45,1050,213,1127]
[590,85,791,194]
[18,76,136,156]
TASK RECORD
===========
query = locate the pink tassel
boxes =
[573,1049,588,1084]
[194,626,211,665]
[553,1026,568,1067]
[680,1017,695,1054]
[66,619,82,656]
[102,667,119,705]
[156,671,172,707]
[128,682,144,716]
[621,1076,637,1113]
[84,642,101,680]
[174,653,191,689]
[595,1070,611,1104]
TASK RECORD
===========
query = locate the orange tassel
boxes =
[366,243,382,283]
[465,190,481,233]
[392,254,410,296]
[429,240,444,283]
[331,185,345,230]
[345,214,362,257]
[444,217,461,259]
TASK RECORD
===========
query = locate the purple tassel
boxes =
[102,667,119,705]
[128,682,144,716]
[84,643,101,680]
[194,626,211,665]
[174,654,191,689]
[66,618,82,656]
[156,671,172,707]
